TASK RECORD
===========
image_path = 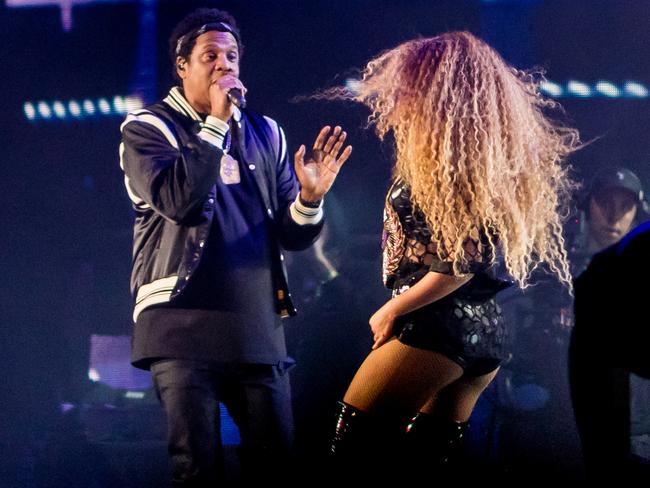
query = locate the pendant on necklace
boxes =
[220,153,241,185]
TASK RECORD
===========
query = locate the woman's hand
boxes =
[369,301,399,350]
[368,271,473,350]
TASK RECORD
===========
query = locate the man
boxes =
[570,166,647,275]
[119,8,351,485]
[569,166,650,480]
[495,166,648,478]
[570,221,650,480]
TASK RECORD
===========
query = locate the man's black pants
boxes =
[151,359,293,486]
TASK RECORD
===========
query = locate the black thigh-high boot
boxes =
[330,401,368,456]
[404,412,469,480]
[329,401,408,484]
[327,401,370,483]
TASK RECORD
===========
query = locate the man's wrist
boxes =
[298,192,323,208]
[199,116,230,149]
[291,193,323,225]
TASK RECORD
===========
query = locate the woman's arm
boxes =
[370,271,472,349]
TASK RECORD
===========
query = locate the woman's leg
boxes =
[330,339,464,482]
[421,367,500,421]
[403,367,500,476]
[343,338,464,414]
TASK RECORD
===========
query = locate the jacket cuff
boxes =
[198,116,230,149]
[290,193,323,225]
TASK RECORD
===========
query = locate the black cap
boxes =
[590,167,644,202]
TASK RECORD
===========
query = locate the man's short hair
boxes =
[168,8,244,82]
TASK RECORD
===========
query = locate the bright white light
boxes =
[37,101,52,119]
[623,81,649,98]
[595,81,620,98]
[98,98,111,114]
[25,94,144,121]
[52,101,66,118]
[540,81,563,97]
[24,102,36,120]
[68,100,81,117]
[566,81,592,98]
[344,78,362,96]
[88,367,100,382]
[113,95,126,113]
[124,95,144,112]
[124,391,146,399]
[83,99,95,115]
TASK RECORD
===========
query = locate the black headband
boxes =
[175,22,240,56]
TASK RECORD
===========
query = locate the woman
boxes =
[327,31,581,475]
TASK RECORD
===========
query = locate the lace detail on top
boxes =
[382,186,406,286]
[381,179,491,290]
[380,179,512,365]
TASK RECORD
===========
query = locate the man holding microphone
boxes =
[119,7,351,485]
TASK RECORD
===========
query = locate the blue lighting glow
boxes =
[623,81,649,98]
[347,77,648,100]
[113,95,126,113]
[98,98,111,115]
[52,101,65,118]
[24,102,36,120]
[541,80,648,99]
[344,78,362,96]
[68,100,81,117]
[540,81,563,97]
[37,101,52,119]
[83,99,95,115]
[566,81,592,98]
[23,95,144,122]
[595,81,620,98]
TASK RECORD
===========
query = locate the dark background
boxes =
[1,0,648,485]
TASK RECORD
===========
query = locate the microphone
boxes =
[227,88,246,109]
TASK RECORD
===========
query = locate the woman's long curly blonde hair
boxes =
[347,31,580,289]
